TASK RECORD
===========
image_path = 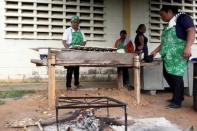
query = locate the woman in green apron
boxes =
[113,30,134,90]
[151,5,195,108]
[62,16,86,90]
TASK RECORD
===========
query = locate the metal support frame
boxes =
[55,96,127,131]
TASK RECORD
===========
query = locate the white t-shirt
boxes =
[62,27,86,45]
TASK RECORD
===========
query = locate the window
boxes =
[4,0,105,40]
[149,0,197,43]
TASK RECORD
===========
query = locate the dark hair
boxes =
[136,24,145,33]
[160,5,178,14]
[120,30,127,35]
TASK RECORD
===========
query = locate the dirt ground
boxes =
[0,81,197,131]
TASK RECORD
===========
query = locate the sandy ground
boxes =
[0,81,197,131]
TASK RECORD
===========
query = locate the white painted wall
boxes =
[0,0,123,80]
[130,0,160,56]
[104,0,123,46]
[1,0,196,80]
[89,0,123,47]
[130,0,149,41]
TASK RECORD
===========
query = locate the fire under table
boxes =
[56,96,128,131]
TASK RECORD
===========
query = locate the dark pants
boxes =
[135,46,148,60]
[143,46,148,59]
[66,66,79,88]
[163,65,184,105]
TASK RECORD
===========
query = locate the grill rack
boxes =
[56,96,127,131]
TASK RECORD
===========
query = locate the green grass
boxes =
[0,90,35,99]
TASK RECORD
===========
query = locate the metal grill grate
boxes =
[56,96,128,131]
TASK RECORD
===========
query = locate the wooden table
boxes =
[31,48,160,108]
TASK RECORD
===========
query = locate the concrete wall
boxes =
[130,0,161,57]
[0,0,123,81]
[0,0,196,81]
[130,0,149,41]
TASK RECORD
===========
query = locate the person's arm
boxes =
[62,29,70,49]
[150,44,161,57]
[178,14,195,59]
[62,40,69,48]
[183,27,195,58]
[113,39,119,48]
[138,35,144,50]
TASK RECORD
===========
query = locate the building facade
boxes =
[0,0,196,81]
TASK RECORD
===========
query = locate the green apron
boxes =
[117,41,124,49]
[70,30,83,48]
[160,26,187,76]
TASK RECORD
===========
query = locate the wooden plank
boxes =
[141,60,161,67]
[31,59,47,66]
[56,61,161,67]
[55,50,135,65]
[47,52,56,108]
[31,58,161,67]
[133,55,141,104]
[56,63,134,67]
[31,58,161,68]
[30,47,63,51]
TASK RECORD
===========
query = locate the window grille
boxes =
[149,0,197,43]
[4,0,105,40]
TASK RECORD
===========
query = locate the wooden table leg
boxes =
[48,52,56,108]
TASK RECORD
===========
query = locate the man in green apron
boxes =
[62,16,86,90]
[151,5,195,108]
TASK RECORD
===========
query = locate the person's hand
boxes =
[183,46,191,59]
[64,44,69,49]
[150,50,157,57]
[150,45,161,57]
[138,45,143,50]
[62,40,69,48]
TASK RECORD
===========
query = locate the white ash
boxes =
[68,109,100,131]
